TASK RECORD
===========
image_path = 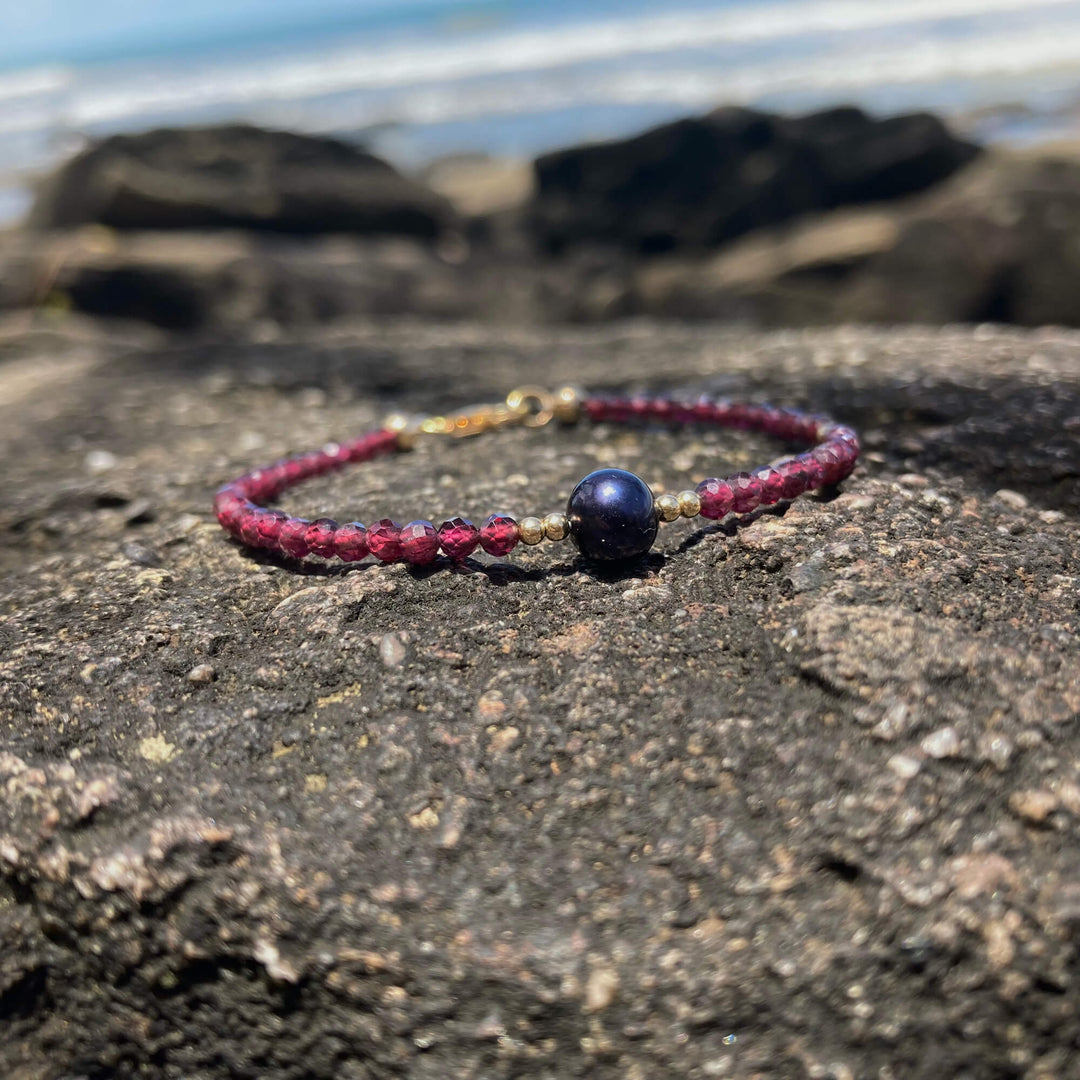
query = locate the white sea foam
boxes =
[0,64,70,103]
[3,0,1078,134]
[51,14,1078,136]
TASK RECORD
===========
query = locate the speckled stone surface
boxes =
[1,318,1078,1079]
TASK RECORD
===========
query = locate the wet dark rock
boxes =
[29,124,460,240]
[0,318,1078,1079]
[530,105,979,255]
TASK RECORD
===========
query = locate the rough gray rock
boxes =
[28,125,460,240]
[0,318,1078,1079]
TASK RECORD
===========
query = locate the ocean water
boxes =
[3,0,1080,223]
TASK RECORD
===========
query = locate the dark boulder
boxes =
[29,124,460,240]
[530,105,980,255]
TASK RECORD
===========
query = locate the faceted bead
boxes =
[278,517,312,558]
[829,438,859,481]
[324,442,351,468]
[668,400,698,425]
[239,508,263,547]
[305,518,339,558]
[811,444,844,486]
[692,396,719,423]
[777,460,812,500]
[566,469,657,562]
[399,520,439,564]
[438,517,480,561]
[479,514,520,558]
[696,477,734,520]
[214,488,247,532]
[255,509,289,548]
[794,452,826,489]
[334,522,369,562]
[754,466,786,505]
[730,472,763,514]
[368,519,402,562]
[648,398,672,422]
[584,399,607,423]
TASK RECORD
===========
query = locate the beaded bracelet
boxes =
[214,386,860,565]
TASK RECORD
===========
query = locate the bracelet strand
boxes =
[213,386,860,565]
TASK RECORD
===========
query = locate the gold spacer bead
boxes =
[654,493,681,523]
[383,412,418,451]
[542,512,569,542]
[677,490,702,519]
[519,516,545,545]
[552,386,584,425]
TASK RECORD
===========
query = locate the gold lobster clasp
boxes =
[385,386,579,448]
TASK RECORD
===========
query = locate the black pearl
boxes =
[567,468,658,563]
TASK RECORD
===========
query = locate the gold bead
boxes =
[677,490,702,519]
[654,494,681,523]
[542,512,569,542]
[553,386,583,425]
[519,516,545,545]
[383,412,417,451]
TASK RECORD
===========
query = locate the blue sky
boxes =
[0,0,493,68]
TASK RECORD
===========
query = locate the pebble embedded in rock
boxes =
[994,489,1029,511]
[1009,789,1059,824]
[920,727,961,759]
[379,633,407,668]
[186,664,216,684]
[584,966,620,1013]
[887,753,922,779]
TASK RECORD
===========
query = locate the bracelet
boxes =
[213,386,860,565]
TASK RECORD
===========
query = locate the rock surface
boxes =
[1,318,1078,1078]
[635,148,1080,327]
[29,125,460,240]
[530,106,979,255]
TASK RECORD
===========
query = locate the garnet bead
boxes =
[255,509,289,548]
[794,452,825,489]
[334,522,369,562]
[754,466,786,505]
[239,509,263,547]
[305,518,339,558]
[278,517,312,559]
[777,460,811,500]
[811,444,844,486]
[368,519,402,562]
[567,468,658,563]
[696,477,734,520]
[399,520,440,564]
[730,472,763,514]
[479,515,520,557]
[438,517,480,561]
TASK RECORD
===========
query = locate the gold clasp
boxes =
[386,386,578,449]
[421,385,556,438]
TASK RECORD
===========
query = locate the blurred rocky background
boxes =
[4,107,1080,332]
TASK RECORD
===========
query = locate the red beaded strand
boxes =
[214,391,860,564]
